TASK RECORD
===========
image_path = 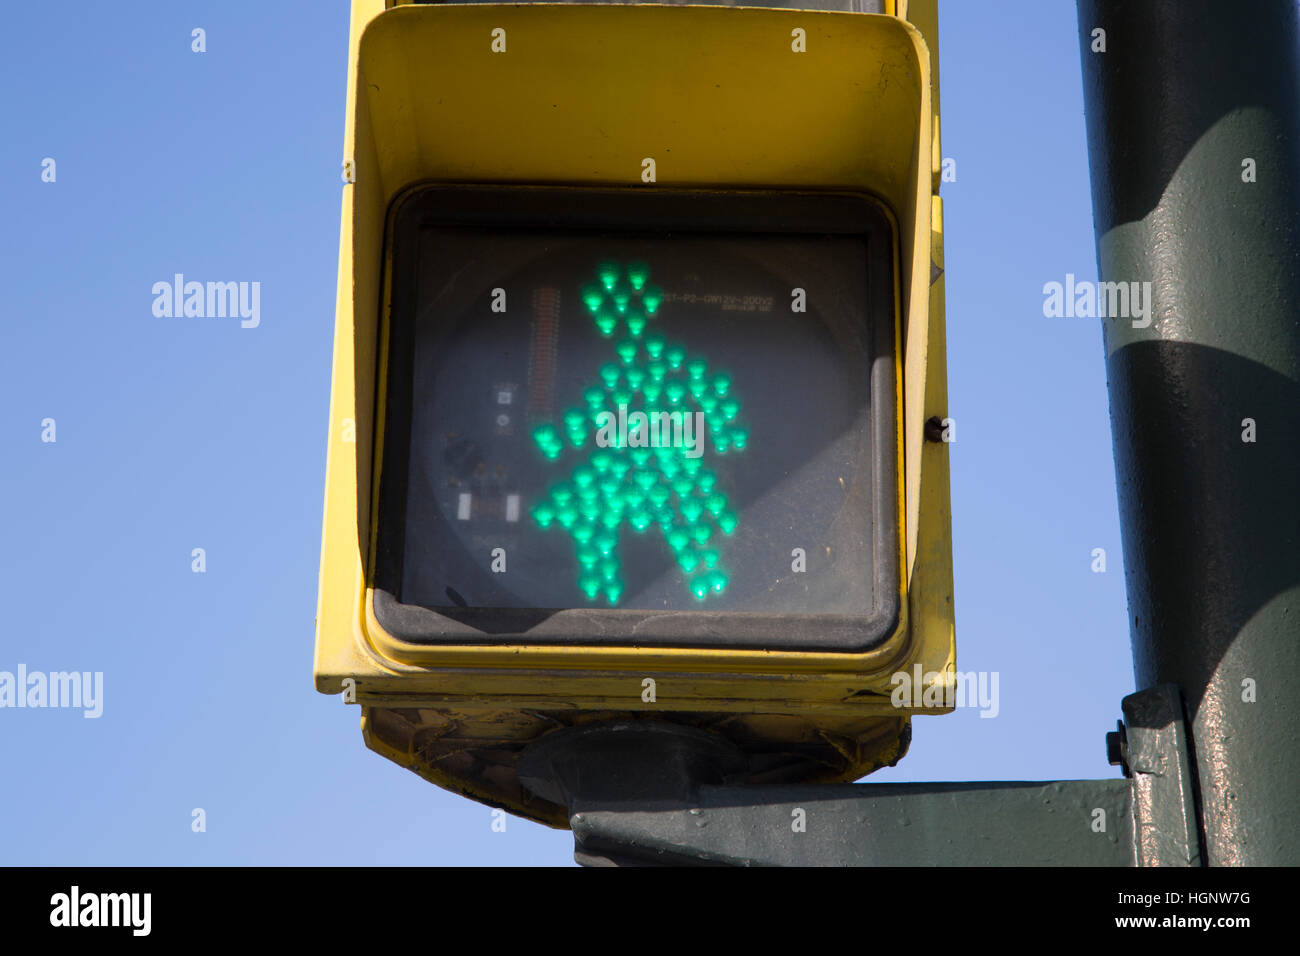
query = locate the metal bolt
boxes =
[1105,720,1130,776]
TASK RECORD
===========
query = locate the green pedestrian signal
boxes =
[529,261,745,605]
[367,185,903,641]
[315,2,954,828]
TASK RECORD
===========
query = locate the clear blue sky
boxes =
[0,1,1131,865]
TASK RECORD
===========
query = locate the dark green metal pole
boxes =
[1078,0,1300,865]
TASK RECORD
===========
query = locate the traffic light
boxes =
[315,0,953,826]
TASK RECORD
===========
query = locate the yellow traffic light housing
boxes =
[315,1,953,826]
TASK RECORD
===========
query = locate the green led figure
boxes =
[529,261,749,605]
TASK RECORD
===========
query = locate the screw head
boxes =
[1106,720,1130,775]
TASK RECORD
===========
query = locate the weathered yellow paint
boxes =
[315,3,953,744]
[360,705,913,828]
